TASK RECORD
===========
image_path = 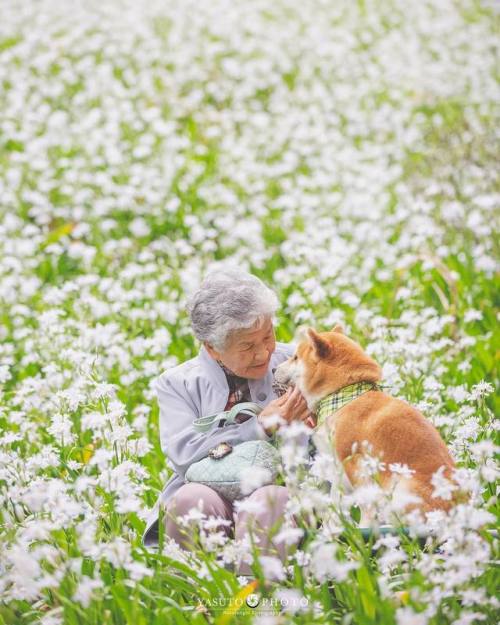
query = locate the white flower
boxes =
[39,609,64,625]
[128,218,150,238]
[463,309,482,323]
[356,454,386,479]
[469,440,499,460]
[373,534,400,551]
[273,526,304,546]
[88,448,114,470]
[452,612,486,625]
[469,381,494,401]
[480,460,499,483]
[100,538,131,568]
[345,483,384,507]
[447,385,469,403]
[0,365,12,384]
[396,607,428,625]
[309,543,358,582]
[388,463,415,478]
[431,466,458,500]
[257,555,286,581]
[274,588,309,614]
[292,550,311,567]
[233,498,267,516]
[72,576,103,607]
[48,413,75,444]
[390,488,422,512]
[258,412,286,432]
[115,494,143,514]
[201,517,232,532]
[240,466,273,496]
[124,561,153,581]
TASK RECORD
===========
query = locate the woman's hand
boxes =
[258,386,315,436]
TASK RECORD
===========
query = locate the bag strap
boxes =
[193,402,263,433]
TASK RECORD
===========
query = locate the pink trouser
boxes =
[162,483,301,575]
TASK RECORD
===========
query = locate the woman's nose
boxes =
[254,347,269,363]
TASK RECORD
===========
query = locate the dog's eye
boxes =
[293,355,298,361]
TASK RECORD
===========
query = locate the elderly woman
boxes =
[142,268,313,574]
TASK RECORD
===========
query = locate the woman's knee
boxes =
[235,485,291,527]
[163,483,234,544]
[234,485,301,564]
[169,483,226,515]
[247,484,289,511]
[242,484,303,531]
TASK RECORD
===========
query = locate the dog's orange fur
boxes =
[284,325,457,513]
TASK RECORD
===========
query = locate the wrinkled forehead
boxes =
[228,316,274,345]
[237,316,273,337]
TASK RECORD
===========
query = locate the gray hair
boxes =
[186,268,280,352]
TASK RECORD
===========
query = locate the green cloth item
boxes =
[186,402,281,500]
[185,439,281,501]
[192,401,264,432]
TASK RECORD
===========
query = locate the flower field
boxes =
[0,0,498,623]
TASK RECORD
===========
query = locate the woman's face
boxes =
[205,317,276,379]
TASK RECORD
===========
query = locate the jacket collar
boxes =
[198,344,230,391]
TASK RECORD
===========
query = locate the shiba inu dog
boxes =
[274,325,457,515]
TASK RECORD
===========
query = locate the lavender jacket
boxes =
[142,340,296,546]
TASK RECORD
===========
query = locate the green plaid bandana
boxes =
[316,382,381,427]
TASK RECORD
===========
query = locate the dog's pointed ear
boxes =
[295,324,309,341]
[331,324,344,334]
[307,328,331,359]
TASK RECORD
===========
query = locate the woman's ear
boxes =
[204,341,222,360]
